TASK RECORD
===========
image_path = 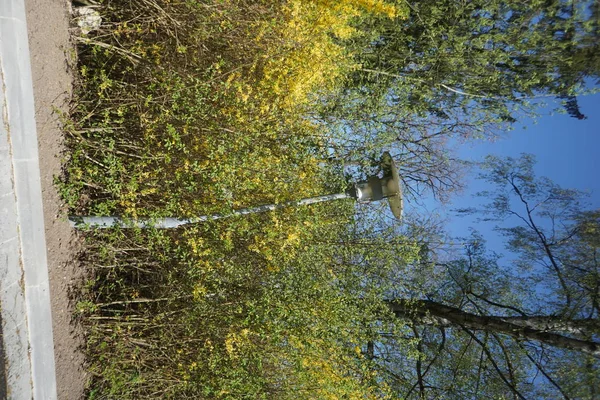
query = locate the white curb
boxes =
[0,0,58,399]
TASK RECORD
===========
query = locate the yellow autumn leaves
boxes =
[256,0,406,111]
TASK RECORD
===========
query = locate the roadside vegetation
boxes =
[62,0,600,399]
[64,0,413,398]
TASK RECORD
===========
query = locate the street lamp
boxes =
[69,152,403,228]
[348,151,403,219]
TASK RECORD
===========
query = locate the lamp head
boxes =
[348,152,403,220]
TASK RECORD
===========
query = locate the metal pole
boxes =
[69,192,352,229]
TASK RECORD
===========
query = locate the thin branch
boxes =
[508,177,572,309]
[492,333,519,400]
[461,327,527,400]
[518,342,570,400]
[413,327,426,399]
[359,68,557,101]
[97,295,191,307]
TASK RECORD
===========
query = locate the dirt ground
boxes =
[25,0,86,399]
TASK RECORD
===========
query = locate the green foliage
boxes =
[313,0,599,201]
[60,0,599,398]
[389,155,600,399]
[77,203,422,398]
[348,0,598,117]
[62,0,416,398]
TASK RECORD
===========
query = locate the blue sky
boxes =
[458,94,600,200]
[414,92,600,250]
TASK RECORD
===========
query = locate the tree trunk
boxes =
[499,315,600,336]
[388,299,600,358]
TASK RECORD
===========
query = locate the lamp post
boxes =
[69,152,403,228]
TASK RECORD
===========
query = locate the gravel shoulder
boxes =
[25,1,86,399]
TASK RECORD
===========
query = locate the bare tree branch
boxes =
[461,327,527,400]
[518,342,571,400]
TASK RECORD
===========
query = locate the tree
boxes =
[315,0,599,202]
[354,155,599,399]
[349,0,599,120]
[473,154,600,320]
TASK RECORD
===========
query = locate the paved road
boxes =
[0,0,58,398]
